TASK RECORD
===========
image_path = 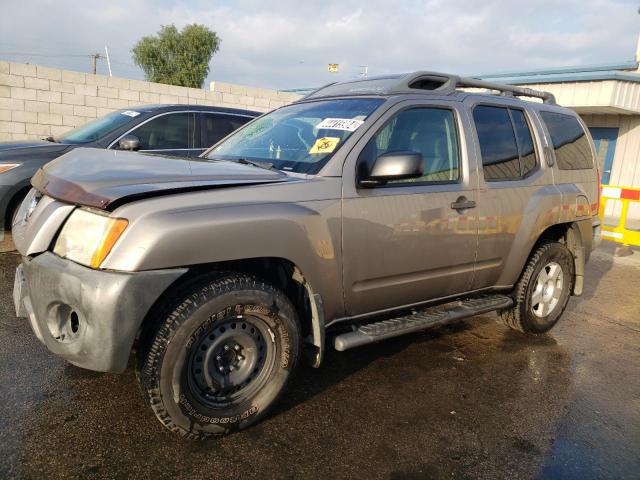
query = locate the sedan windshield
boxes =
[206,98,384,174]
[58,110,142,144]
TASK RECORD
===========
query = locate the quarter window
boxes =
[511,109,537,176]
[473,105,539,180]
[132,112,195,150]
[361,107,460,184]
[200,113,251,148]
[540,111,593,170]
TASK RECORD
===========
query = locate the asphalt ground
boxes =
[0,241,638,479]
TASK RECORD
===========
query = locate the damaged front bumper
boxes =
[14,252,186,373]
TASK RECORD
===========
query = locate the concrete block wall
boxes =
[0,61,302,141]
[209,81,302,111]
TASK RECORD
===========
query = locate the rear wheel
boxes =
[500,242,574,334]
[137,273,301,439]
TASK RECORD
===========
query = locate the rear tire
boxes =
[500,242,574,334]
[137,273,301,439]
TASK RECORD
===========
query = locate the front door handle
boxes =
[451,197,476,211]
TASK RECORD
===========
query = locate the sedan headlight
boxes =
[0,163,21,174]
[53,209,128,268]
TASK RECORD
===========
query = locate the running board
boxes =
[333,295,513,351]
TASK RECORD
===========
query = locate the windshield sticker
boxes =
[121,110,141,117]
[309,137,340,154]
[316,118,364,132]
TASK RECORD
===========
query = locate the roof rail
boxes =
[301,71,556,104]
[457,76,556,104]
[400,71,556,104]
[300,81,339,100]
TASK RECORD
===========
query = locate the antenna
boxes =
[104,46,112,76]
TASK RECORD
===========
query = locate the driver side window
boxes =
[361,107,460,184]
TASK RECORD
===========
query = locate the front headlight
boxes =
[53,209,128,268]
[0,163,21,174]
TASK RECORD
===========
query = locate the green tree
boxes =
[132,24,220,88]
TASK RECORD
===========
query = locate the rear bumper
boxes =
[14,252,186,373]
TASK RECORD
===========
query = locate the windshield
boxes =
[207,98,384,174]
[58,109,143,144]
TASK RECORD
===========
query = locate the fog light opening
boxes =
[70,311,79,334]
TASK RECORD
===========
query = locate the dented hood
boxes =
[31,148,290,210]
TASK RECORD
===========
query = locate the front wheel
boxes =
[137,273,301,439]
[500,242,574,334]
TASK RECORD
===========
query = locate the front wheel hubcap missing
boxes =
[531,261,564,318]
[187,315,275,408]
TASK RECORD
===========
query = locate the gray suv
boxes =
[13,72,601,439]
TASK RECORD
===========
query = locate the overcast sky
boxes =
[1,0,638,90]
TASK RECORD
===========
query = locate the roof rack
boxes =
[456,75,556,104]
[301,71,556,104]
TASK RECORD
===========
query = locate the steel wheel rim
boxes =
[186,314,276,409]
[531,261,564,318]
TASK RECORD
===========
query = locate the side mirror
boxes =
[359,151,423,187]
[118,134,140,151]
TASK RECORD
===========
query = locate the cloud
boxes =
[0,0,637,89]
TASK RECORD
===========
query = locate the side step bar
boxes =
[333,295,513,351]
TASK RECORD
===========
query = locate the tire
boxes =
[500,242,574,334]
[137,273,301,439]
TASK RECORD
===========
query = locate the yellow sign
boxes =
[309,137,340,154]
[328,63,339,73]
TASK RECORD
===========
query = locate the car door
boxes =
[129,112,197,157]
[197,112,254,155]
[469,102,551,290]
[341,100,479,316]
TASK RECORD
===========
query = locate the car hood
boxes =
[31,148,291,210]
[0,139,71,157]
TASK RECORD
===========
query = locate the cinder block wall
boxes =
[0,61,302,141]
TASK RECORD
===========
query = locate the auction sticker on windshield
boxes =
[316,118,364,132]
[121,110,141,117]
[309,137,340,154]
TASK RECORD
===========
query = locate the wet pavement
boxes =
[0,242,638,479]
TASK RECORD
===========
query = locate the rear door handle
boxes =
[451,197,476,211]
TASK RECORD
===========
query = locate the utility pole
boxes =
[89,53,104,75]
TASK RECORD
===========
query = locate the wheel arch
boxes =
[135,257,326,369]
[517,221,589,296]
[3,184,31,230]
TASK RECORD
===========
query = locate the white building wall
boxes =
[581,113,640,187]
[581,113,640,225]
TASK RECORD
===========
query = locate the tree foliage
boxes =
[132,24,220,88]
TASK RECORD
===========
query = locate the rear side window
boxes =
[473,105,539,180]
[540,111,593,170]
[473,106,520,180]
[200,113,251,148]
[133,112,195,150]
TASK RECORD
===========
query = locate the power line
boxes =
[0,51,90,58]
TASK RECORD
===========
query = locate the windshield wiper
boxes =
[233,158,279,171]
[43,136,59,143]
